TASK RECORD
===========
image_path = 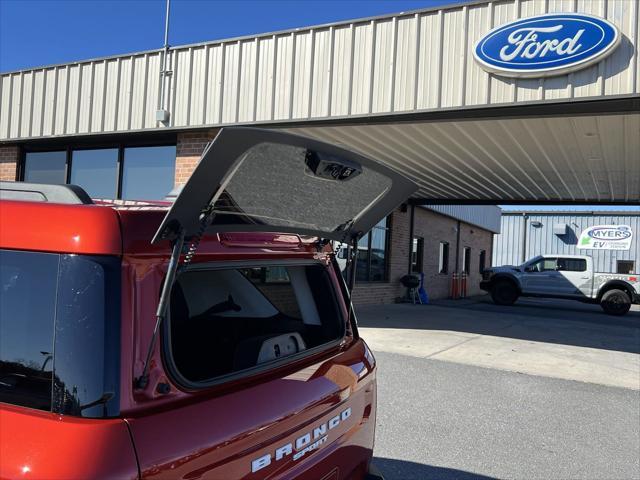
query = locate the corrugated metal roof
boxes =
[287,112,640,203]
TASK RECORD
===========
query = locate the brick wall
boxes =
[0,145,19,181]
[457,221,493,297]
[352,206,494,305]
[351,209,409,305]
[175,129,219,185]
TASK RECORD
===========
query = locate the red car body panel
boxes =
[0,201,378,480]
[0,404,139,480]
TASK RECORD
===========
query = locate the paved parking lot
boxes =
[357,296,640,480]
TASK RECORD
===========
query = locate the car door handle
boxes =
[580,276,590,280]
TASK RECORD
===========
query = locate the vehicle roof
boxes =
[0,199,318,256]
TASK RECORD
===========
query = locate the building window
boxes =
[355,217,390,282]
[70,149,119,198]
[411,237,424,273]
[479,250,486,274]
[617,260,635,274]
[24,151,67,184]
[22,144,176,201]
[438,242,449,274]
[462,247,471,274]
[122,146,177,200]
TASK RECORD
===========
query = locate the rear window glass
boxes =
[0,250,120,417]
[211,142,392,232]
[167,264,343,385]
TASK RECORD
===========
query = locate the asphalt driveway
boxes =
[357,296,640,479]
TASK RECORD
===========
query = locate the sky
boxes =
[0,0,466,72]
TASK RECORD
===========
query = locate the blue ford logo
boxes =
[474,13,620,78]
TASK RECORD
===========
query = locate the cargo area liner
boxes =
[161,258,349,390]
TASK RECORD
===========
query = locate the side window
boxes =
[0,250,120,417]
[439,242,449,274]
[0,250,59,412]
[527,258,556,272]
[479,250,487,274]
[411,237,424,273]
[617,260,635,274]
[462,247,471,275]
[557,258,587,272]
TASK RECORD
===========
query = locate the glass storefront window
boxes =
[22,144,176,201]
[70,149,118,198]
[354,217,389,282]
[121,146,176,200]
[24,151,66,184]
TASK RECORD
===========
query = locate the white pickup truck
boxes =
[480,254,640,316]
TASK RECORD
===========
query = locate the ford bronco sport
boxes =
[0,128,417,479]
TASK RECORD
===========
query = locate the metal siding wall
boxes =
[494,213,640,272]
[1,0,638,140]
[492,214,526,266]
[425,205,502,233]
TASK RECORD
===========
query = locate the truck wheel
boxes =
[491,280,519,306]
[600,289,631,316]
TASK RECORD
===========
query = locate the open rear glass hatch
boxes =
[152,127,418,244]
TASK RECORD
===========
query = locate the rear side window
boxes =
[166,263,344,385]
[0,251,58,412]
[557,258,587,272]
[0,250,120,417]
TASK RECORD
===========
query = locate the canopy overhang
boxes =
[287,99,640,205]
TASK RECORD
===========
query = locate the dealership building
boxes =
[0,0,638,303]
[493,210,639,273]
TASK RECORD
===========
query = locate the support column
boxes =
[0,145,19,181]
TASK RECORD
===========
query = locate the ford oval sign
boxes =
[474,13,620,78]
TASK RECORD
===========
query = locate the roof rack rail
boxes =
[0,181,93,204]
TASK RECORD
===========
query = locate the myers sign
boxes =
[578,225,633,250]
[474,13,620,78]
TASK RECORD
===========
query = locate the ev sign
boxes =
[474,13,620,78]
[578,225,633,251]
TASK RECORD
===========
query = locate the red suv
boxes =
[0,128,416,479]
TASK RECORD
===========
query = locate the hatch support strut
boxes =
[136,230,185,390]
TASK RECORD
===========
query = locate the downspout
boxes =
[454,220,461,272]
[522,213,529,263]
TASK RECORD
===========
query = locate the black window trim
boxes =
[161,258,347,392]
[20,137,176,200]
